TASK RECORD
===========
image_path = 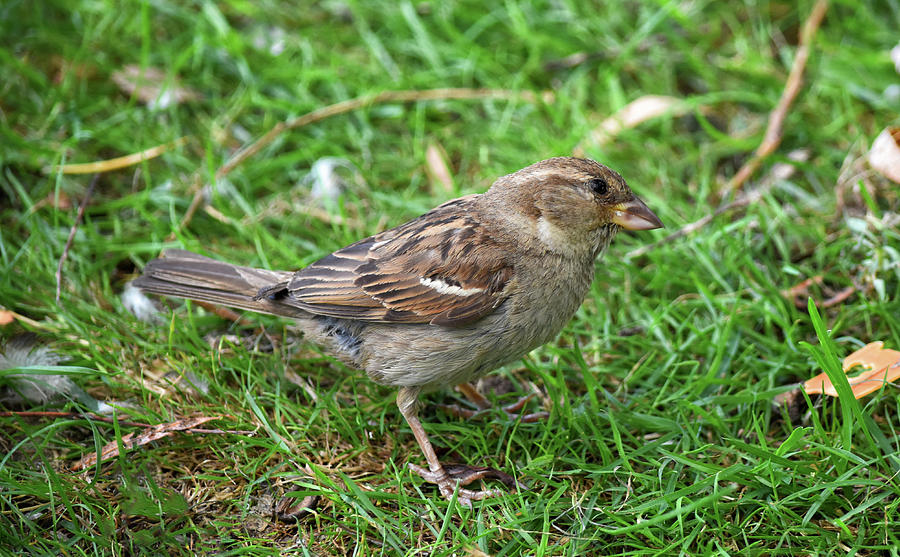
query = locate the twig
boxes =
[626,1,828,258]
[0,308,45,329]
[192,300,256,327]
[56,175,98,303]
[274,494,320,522]
[626,191,763,259]
[720,0,828,197]
[780,274,856,309]
[184,428,255,434]
[175,87,550,235]
[821,286,855,308]
[44,136,190,175]
[1,410,151,428]
[627,149,810,258]
[0,410,255,435]
[782,275,825,301]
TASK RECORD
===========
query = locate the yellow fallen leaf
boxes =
[804,341,900,399]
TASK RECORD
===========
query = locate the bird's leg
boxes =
[439,382,549,423]
[398,386,506,507]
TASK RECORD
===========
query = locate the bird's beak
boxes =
[611,196,664,231]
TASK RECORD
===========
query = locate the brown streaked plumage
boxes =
[258,196,515,326]
[133,156,663,506]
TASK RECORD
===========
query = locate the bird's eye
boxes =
[589,178,609,196]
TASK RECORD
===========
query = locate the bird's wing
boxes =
[276,196,515,326]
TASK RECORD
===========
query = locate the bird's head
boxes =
[484,157,663,257]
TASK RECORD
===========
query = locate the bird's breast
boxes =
[346,256,597,391]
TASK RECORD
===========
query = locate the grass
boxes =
[2,0,899,554]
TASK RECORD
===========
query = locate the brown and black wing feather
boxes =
[280,196,515,326]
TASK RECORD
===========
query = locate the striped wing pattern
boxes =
[282,196,514,326]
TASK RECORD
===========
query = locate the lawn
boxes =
[1,0,899,555]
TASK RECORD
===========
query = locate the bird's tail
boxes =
[133,249,302,317]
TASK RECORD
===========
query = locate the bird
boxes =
[133,156,663,506]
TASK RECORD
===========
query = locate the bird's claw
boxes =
[408,463,511,507]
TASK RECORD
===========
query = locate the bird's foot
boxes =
[439,390,549,423]
[398,385,528,507]
[408,462,522,507]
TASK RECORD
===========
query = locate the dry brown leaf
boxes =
[868,127,900,184]
[72,416,219,470]
[425,142,454,194]
[111,65,199,108]
[580,95,691,150]
[804,342,900,399]
[274,494,320,522]
[781,275,855,309]
[30,191,72,212]
[50,55,97,83]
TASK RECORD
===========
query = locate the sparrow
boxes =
[133,157,663,506]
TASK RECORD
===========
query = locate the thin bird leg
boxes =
[438,382,549,423]
[397,386,504,507]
